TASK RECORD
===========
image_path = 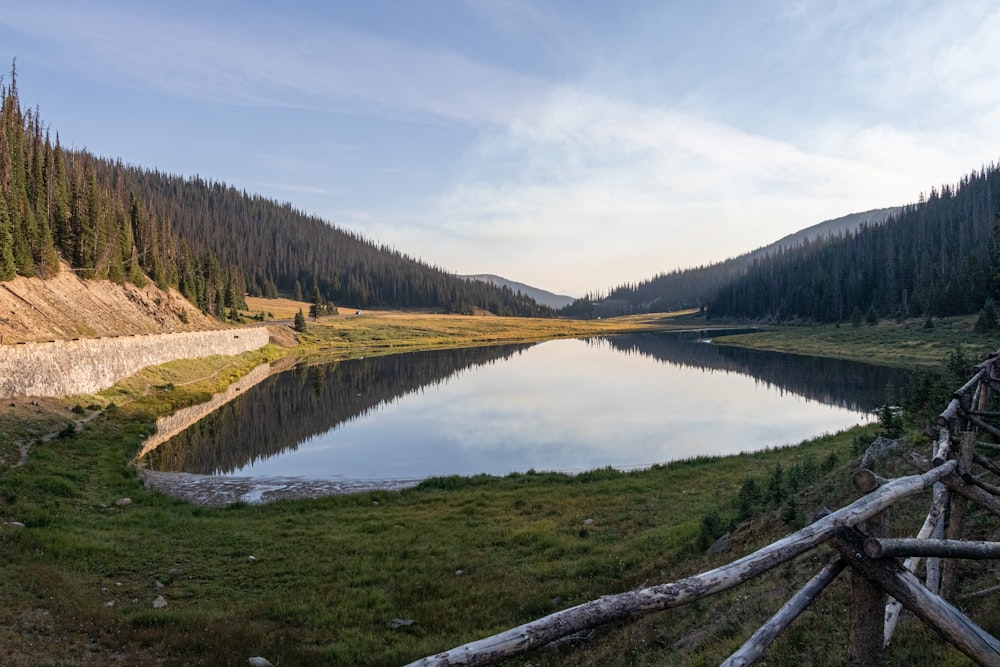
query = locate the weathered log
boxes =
[884,486,948,648]
[971,475,1000,497]
[721,559,846,667]
[965,412,1000,442]
[933,425,953,466]
[961,583,1000,600]
[974,452,1000,478]
[852,469,888,494]
[830,528,1000,666]
[926,485,948,595]
[941,433,972,601]
[956,431,976,477]
[404,463,956,667]
[937,397,961,428]
[907,453,1000,519]
[866,538,1000,560]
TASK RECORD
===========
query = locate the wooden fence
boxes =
[407,349,1000,667]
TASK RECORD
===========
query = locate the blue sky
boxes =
[3,1,999,297]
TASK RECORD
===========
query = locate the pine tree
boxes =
[293,308,307,333]
[0,202,15,280]
[310,286,322,319]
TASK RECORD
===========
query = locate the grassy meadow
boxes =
[1,309,998,665]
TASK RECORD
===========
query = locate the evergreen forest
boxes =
[564,164,1000,325]
[0,65,551,319]
[707,168,1000,322]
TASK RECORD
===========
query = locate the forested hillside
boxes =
[561,208,899,319]
[121,169,551,316]
[0,65,551,319]
[708,165,1000,323]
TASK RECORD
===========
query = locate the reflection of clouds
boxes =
[237,339,874,479]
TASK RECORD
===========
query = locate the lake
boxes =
[140,332,910,483]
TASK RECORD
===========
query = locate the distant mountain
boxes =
[461,274,575,309]
[564,206,902,318]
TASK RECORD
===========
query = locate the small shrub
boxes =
[697,509,726,551]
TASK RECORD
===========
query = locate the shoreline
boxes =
[138,469,423,506]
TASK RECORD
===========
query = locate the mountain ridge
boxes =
[460,274,575,310]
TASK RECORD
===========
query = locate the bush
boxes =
[697,509,726,551]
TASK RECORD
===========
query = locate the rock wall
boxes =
[0,328,271,398]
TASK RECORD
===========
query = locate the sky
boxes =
[2,1,1000,298]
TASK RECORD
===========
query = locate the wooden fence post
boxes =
[849,464,889,666]
[941,432,976,601]
[830,527,1000,666]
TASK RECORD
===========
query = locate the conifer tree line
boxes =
[119,168,551,316]
[0,64,245,318]
[564,161,1000,324]
[0,64,551,318]
[707,165,1000,322]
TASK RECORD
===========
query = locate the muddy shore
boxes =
[139,470,423,506]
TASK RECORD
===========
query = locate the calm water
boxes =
[142,333,909,481]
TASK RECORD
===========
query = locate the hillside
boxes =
[0,68,551,319]
[569,207,901,318]
[461,274,574,309]
[709,165,1000,322]
[0,262,215,343]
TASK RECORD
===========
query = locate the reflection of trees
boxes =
[597,333,911,412]
[143,344,533,474]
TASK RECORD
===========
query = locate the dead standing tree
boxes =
[408,350,1000,667]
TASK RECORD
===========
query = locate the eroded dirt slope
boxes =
[0,264,216,342]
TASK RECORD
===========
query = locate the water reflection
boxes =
[142,335,909,480]
[600,333,907,411]
[143,344,534,475]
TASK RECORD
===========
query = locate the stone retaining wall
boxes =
[0,328,271,398]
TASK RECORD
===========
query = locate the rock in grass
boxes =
[152,595,167,609]
[706,532,731,555]
[247,658,273,667]
[391,618,415,629]
[115,498,132,507]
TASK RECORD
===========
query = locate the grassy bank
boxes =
[291,310,679,360]
[0,312,993,665]
[714,315,999,369]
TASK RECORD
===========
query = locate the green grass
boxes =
[0,313,997,665]
[716,315,999,369]
[2,409,989,665]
